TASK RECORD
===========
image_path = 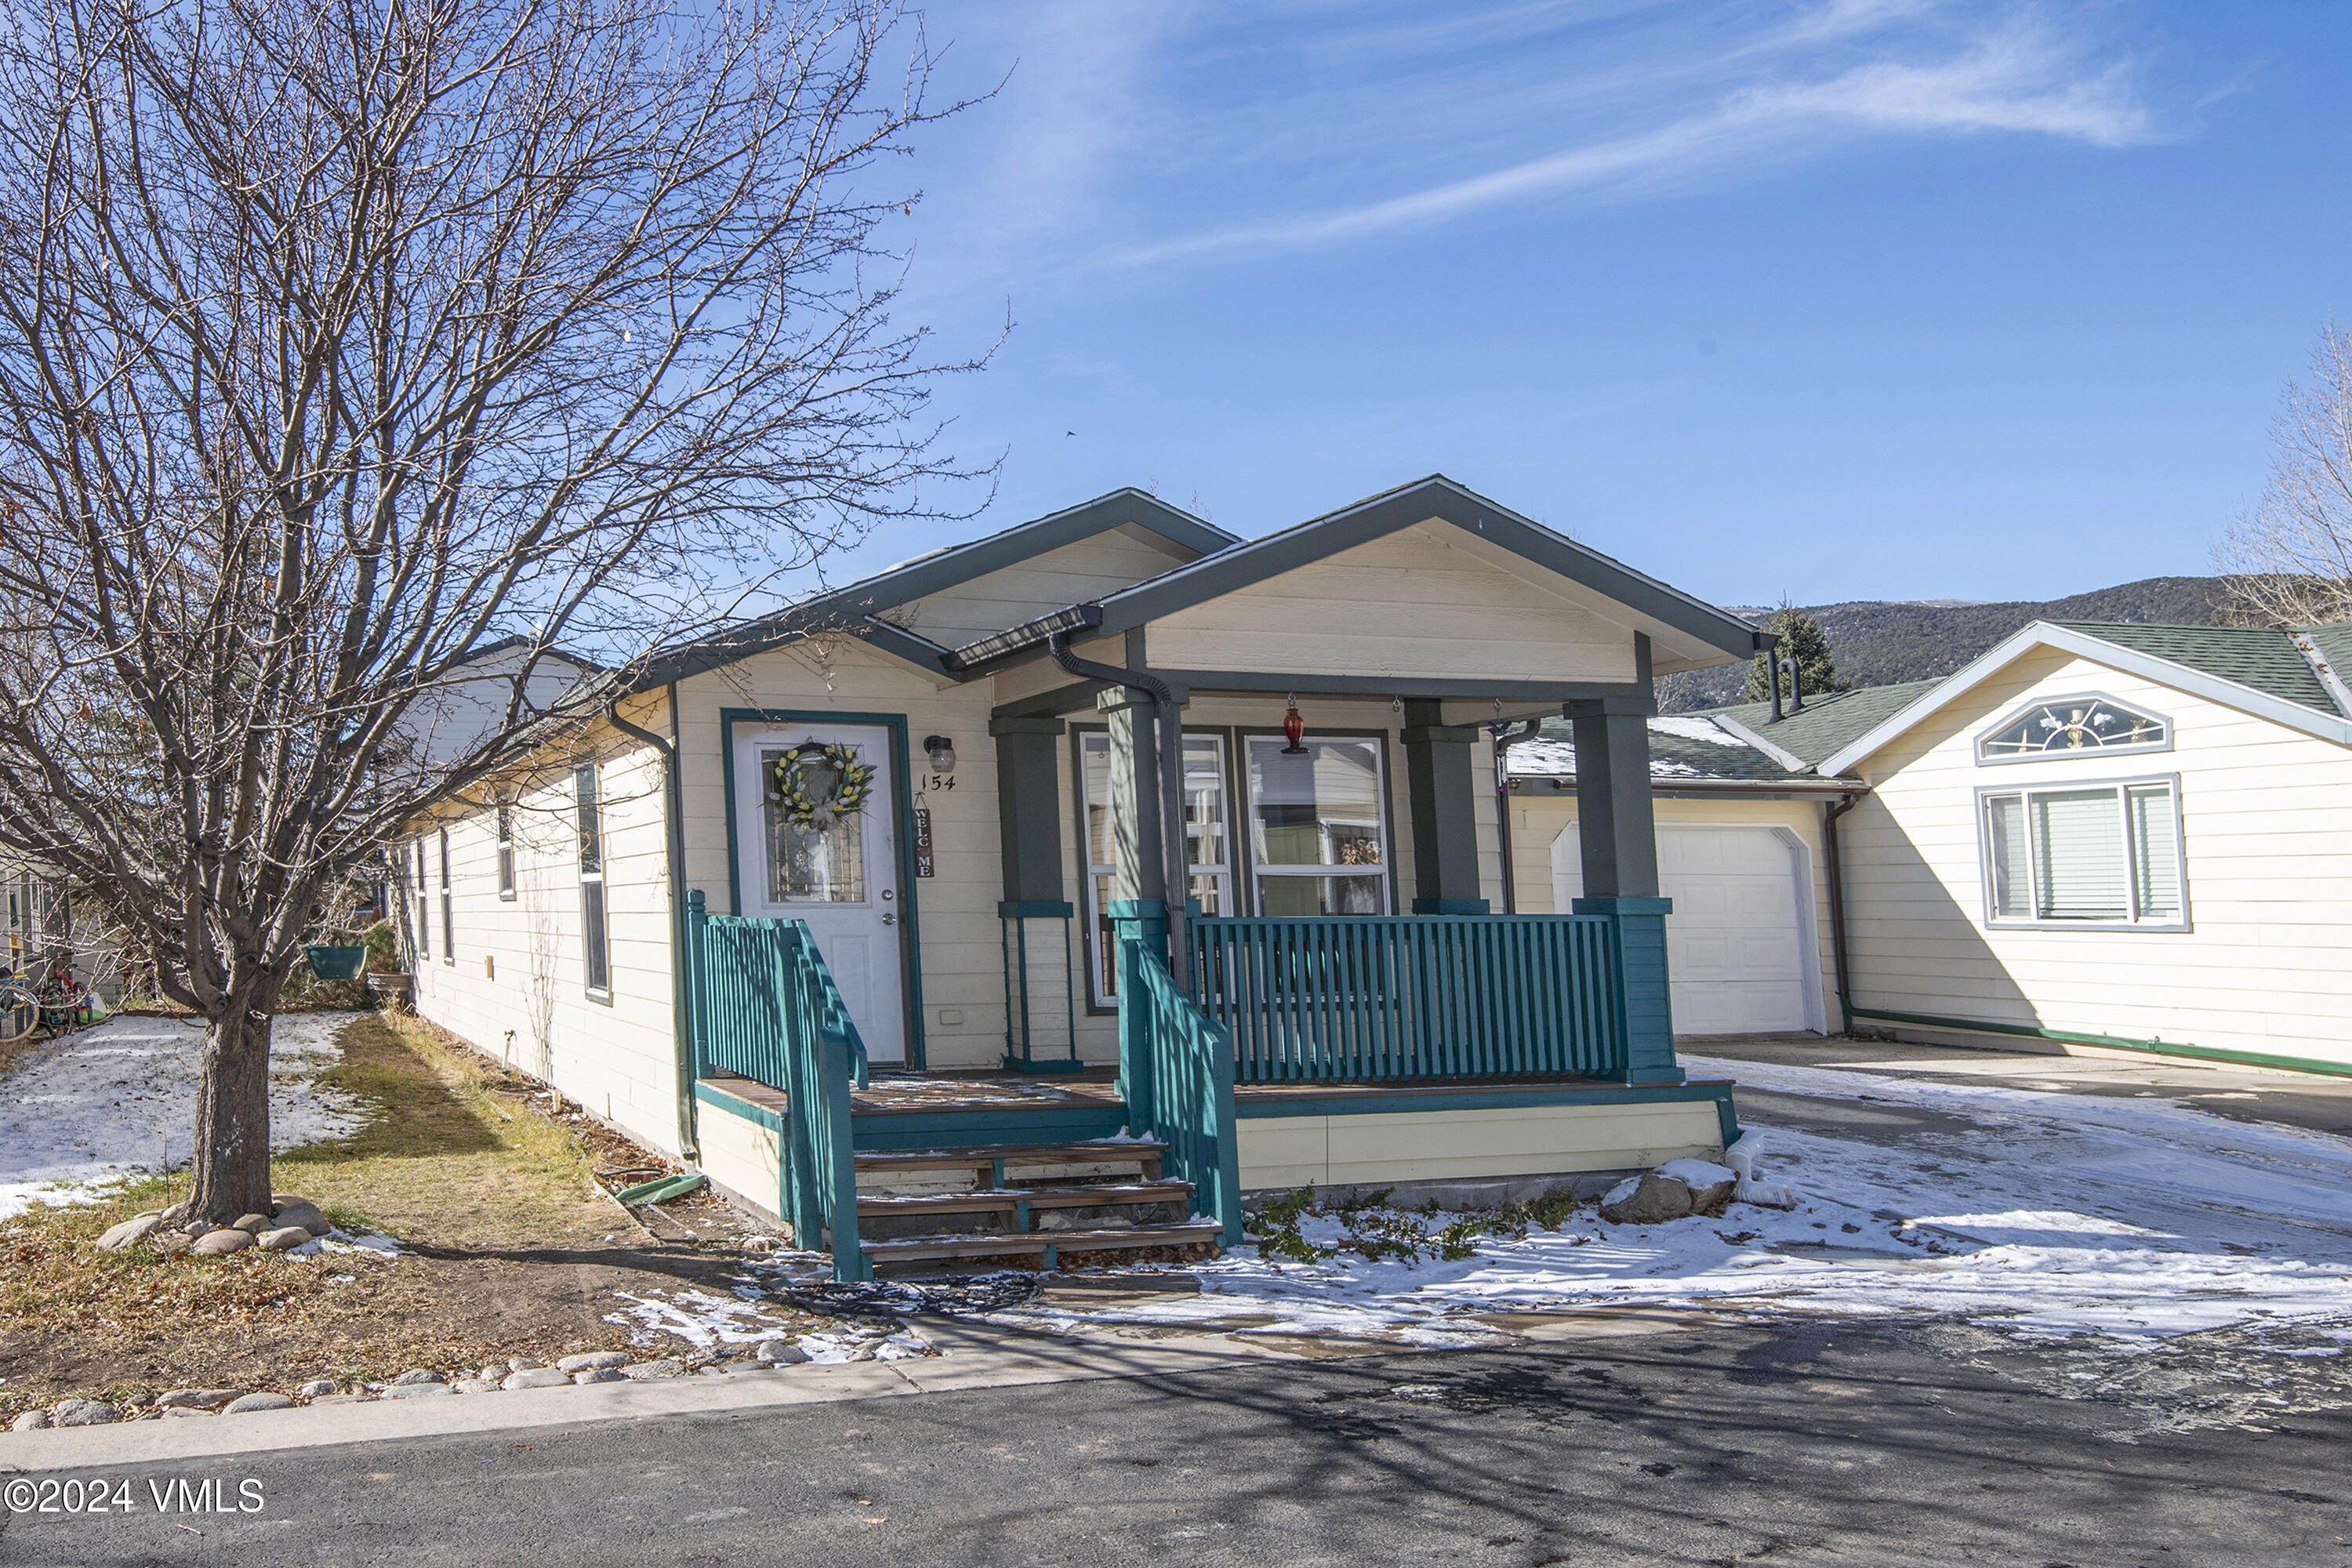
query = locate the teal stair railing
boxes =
[1118,938,1243,1247]
[688,892,869,1280]
[1186,913,1626,1083]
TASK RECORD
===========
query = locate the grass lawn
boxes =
[0,1011,809,1418]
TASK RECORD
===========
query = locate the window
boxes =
[1246,735,1390,917]
[438,829,454,965]
[1978,694,2169,764]
[1079,730,1232,1006]
[758,742,871,903]
[1980,778,2185,929]
[412,839,429,962]
[496,806,515,900]
[577,765,610,996]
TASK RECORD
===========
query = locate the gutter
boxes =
[1820,792,1860,1033]
[606,686,699,1162]
[1508,775,1867,797]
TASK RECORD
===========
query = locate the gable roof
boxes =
[955,475,1766,676]
[632,490,1234,690]
[1702,679,1947,769]
[1816,620,2352,775]
[1509,714,1834,787]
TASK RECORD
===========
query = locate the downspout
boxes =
[1820,791,1858,1036]
[1049,630,1189,985]
[1490,719,1541,915]
[608,685,699,1162]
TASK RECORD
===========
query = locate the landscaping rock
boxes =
[156,1388,244,1410]
[191,1228,254,1256]
[506,1356,545,1372]
[1657,1159,1740,1218]
[220,1392,296,1414]
[383,1382,453,1399]
[295,1381,339,1399]
[1599,1172,1695,1225]
[390,1368,444,1385]
[231,1213,272,1234]
[621,1359,684,1381]
[754,1339,809,1365]
[501,1368,571,1391]
[151,1232,194,1256]
[12,1410,52,1431]
[477,1364,504,1381]
[557,1351,630,1374]
[572,1368,626,1385]
[270,1202,331,1237]
[52,1399,116,1426]
[307,1394,371,1405]
[452,1379,499,1394]
[256,1225,313,1252]
[159,1407,212,1419]
[97,1212,166,1251]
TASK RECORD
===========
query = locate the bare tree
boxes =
[0,0,984,1222]
[2217,325,2352,626]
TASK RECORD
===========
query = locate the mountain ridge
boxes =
[1657,575,2230,713]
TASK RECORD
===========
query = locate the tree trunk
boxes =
[176,1010,276,1223]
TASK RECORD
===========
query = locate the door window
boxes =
[760,745,870,902]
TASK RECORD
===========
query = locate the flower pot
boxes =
[365,972,414,1006]
[305,944,368,982]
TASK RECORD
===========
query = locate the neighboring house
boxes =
[400,476,1775,1274]
[1640,621,2352,1078]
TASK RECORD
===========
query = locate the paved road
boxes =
[6,1321,2350,1567]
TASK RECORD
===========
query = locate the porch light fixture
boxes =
[924,735,956,773]
[1281,696,1308,755]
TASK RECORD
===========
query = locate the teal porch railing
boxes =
[1185,913,1635,1083]
[1117,938,1244,1247]
[687,892,869,1280]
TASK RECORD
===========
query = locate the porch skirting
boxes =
[1234,1093,1729,1192]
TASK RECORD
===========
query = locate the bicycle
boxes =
[0,964,94,1047]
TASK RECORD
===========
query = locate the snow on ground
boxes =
[0,1013,369,1220]
[993,1052,2352,1355]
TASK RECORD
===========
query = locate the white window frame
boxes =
[1975,691,2172,766]
[1077,728,1235,1010]
[1975,773,2190,932]
[576,765,612,1001]
[496,805,516,900]
[438,828,454,966]
[412,838,430,963]
[1243,731,1395,917]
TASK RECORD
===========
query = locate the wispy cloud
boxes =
[1111,13,2159,265]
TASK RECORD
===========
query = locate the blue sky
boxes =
[830,0,2352,609]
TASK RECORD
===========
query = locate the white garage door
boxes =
[1552,825,1814,1035]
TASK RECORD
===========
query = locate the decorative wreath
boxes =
[772,742,877,830]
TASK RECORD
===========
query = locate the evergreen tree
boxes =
[1744,604,1845,704]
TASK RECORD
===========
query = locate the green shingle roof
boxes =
[1699,679,1945,768]
[2045,621,2339,715]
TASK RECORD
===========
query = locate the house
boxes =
[1810,620,2352,1077]
[400,476,1773,1275]
[1627,621,2352,1080]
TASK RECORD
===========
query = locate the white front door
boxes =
[733,723,907,1062]
[1551,823,1817,1035]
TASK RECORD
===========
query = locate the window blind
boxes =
[2032,788,2128,921]
[1980,778,2183,926]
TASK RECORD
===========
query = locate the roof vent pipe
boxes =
[1049,628,1189,987]
[1784,655,1805,715]
[1761,632,1784,722]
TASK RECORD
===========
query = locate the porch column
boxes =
[989,716,1066,904]
[1401,700,1489,914]
[1097,686,1167,964]
[1564,693,1681,1087]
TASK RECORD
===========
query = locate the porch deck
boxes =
[695,1065,1742,1170]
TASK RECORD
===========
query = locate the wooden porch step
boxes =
[856,1182,1192,1219]
[854,1138,1166,1173]
[858,1220,1223,1264]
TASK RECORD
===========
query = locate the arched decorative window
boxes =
[1976,694,2170,764]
